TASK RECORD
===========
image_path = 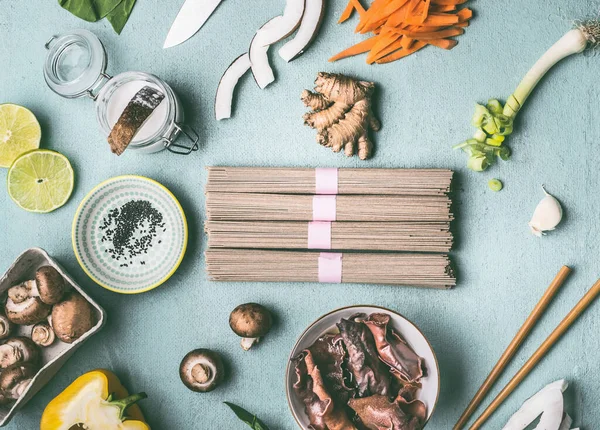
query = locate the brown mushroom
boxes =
[229,303,273,350]
[179,349,224,393]
[5,280,51,325]
[31,322,55,347]
[0,337,40,369]
[0,312,13,341]
[51,292,96,343]
[35,266,65,305]
[0,362,38,400]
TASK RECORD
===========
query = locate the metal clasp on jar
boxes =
[162,123,199,155]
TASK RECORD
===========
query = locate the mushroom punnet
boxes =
[179,349,224,393]
[229,303,273,350]
[34,266,65,305]
[5,280,51,326]
[51,292,96,343]
[31,322,55,347]
[0,337,40,369]
[0,312,13,340]
[0,362,38,400]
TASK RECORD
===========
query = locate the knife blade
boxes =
[163,0,224,49]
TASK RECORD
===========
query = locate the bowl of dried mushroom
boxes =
[286,305,439,429]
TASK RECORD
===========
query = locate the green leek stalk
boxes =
[455,22,600,171]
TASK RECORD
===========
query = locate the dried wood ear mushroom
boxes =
[179,349,224,393]
[302,72,380,160]
[229,303,273,350]
[51,292,96,343]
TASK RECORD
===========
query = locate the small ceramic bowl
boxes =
[72,175,188,294]
[286,305,440,429]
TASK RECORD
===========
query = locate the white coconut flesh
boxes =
[256,0,305,47]
[502,380,568,430]
[249,21,277,90]
[215,54,251,120]
[279,0,324,62]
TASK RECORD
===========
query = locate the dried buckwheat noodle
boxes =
[206,193,453,222]
[205,249,455,289]
[206,167,453,196]
[205,221,453,252]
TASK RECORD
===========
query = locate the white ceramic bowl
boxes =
[286,305,440,429]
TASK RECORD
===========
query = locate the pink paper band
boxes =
[318,252,343,283]
[312,195,336,221]
[308,222,332,249]
[315,168,338,195]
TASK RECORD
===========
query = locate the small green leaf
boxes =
[58,0,123,22]
[106,0,136,34]
[224,402,271,430]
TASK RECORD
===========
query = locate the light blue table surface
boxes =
[1,1,599,428]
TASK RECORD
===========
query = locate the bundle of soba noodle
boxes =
[205,167,456,288]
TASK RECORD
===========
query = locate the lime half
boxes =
[0,104,41,168]
[7,150,74,213]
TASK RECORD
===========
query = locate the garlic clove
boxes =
[528,186,563,237]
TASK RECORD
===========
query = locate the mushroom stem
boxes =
[107,392,148,420]
[191,363,211,384]
[240,337,260,351]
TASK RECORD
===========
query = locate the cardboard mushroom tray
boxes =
[0,248,106,426]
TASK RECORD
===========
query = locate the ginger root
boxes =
[302,72,380,160]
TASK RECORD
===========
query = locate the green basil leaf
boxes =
[58,0,124,22]
[224,402,270,430]
[106,0,136,34]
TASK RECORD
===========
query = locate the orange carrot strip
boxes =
[427,38,458,49]
[420,12,460,26]
[329,36,378,62]
[376,40,427,64]
[338,1,355,23]
[401,36,414,49]
[431,0,467,5]
[456,20,469,27]
[430,4,456,12]
[351,0,367,16]
[368,37,405,63]
[456,8,472,21]
[360,0,410,32]
[403,27,464,39]
[367,30,402,62]
[405,0,431,25]
[386,0,421,27]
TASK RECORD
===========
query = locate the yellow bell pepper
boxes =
[40,369,150,430]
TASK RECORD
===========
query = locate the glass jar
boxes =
[43,29,198,154]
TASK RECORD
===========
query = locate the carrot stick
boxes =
[401,35,414,49]
[367,30,402,61]
[351,0,367,17]
[456,20,469,28]
[368,37,406,63]
[427,38,458,49]
[431,0,467,5]
[376,40,427,64]
[385,0,421,28]
[360,0,410,32]
[329,36,379,62]
[430,4,456,12]
[456,7,473,21]
[421,12,460,26]
[402,27,464,39]
[406,0,431,25]
[339,1,355,23]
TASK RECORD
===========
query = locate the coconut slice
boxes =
[215,54,251,120]
[502,380,567,430]
[279,0,325,62]
[249,0,304,90]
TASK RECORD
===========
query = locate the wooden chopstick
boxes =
[469,278,600,430]
[453,266,572,430]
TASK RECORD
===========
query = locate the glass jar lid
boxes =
[44,29,108,99]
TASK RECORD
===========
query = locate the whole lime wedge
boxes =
[7,150,74,213]
[0,104,41,168]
